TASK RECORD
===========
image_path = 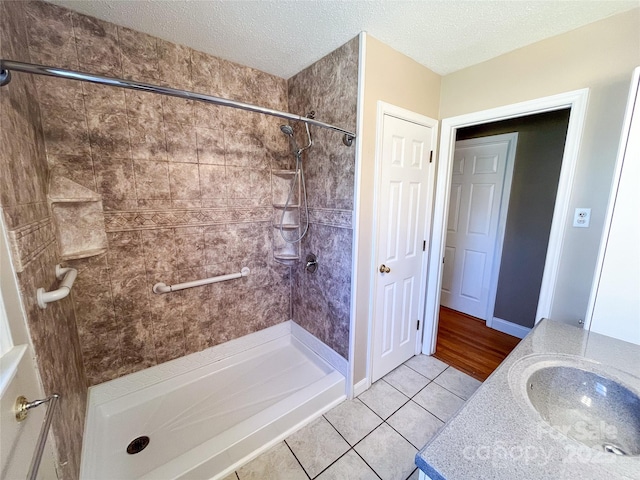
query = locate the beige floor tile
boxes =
[404,355,448,380]
[387,400,444,449]
[433,366,482,400]
[285,417,350,478]
[358,379,409,419]
[237,442,307,480]
[324,398,382,446]
[354,423,417,480]
[413,382,465,422]
[315,450,378,480]
[383,364,431,397]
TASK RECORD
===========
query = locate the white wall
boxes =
[439,8,640,325]
[587,69,640,345]
[353,34,441,384]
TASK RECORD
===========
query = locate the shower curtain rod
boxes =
[0,59,356,146]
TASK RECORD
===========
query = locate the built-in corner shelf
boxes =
[272,170,298,178]
[271,170,300,265]
[48,175,108,261]
[274,224,300,230]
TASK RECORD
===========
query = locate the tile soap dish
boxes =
[48,175,107,260]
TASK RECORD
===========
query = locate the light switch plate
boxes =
[573,208,591,228]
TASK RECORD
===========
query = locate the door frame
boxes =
[0,213,57,478]
[367,101,439,385]
[445,133,518,329]
[423,88,589,354]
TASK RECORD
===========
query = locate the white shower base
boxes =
[80,321,346,480]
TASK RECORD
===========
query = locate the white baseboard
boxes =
[352,378,369,397]
[491,317,531,339]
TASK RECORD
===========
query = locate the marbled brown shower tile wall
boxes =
[1,2,88,479]
[288,37,359,359]
[12,0,292,384]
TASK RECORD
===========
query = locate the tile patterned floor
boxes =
[224,355,482,480]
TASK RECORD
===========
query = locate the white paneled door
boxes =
[440,134,516,320]
[372,112,437,382]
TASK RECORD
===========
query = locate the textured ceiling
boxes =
[46,0,638,79]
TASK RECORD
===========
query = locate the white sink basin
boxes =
[509,354,640,456]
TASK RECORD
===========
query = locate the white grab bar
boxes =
[37,264,77,309]
[153,267,250,294]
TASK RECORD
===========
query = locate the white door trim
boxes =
[368,101,438,385]
[424,88,589,354]
[347,32,367,399]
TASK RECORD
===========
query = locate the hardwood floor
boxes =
[433,306,521,381]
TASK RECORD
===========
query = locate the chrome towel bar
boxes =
[153,267,250,294]
[37,264,77,309]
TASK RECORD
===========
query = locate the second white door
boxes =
[441,133,517,320]
[371,111,437,381]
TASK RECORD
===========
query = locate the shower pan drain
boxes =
[126,436,150,454]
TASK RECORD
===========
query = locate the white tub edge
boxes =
[88,321,292,406]
[81,321,349,480]
[290,321,349,378]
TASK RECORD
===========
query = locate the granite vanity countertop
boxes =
[416,319,640,480]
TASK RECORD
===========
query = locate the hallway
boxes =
[434,306,521,381]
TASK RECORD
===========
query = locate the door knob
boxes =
[379,264,391,273]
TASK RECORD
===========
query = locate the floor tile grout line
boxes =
[351,448,384,480]
[317,412,387,479]
[430,377,475,402]
[383,414,424,451]
[302,414,384,480]
[406,467,419,480]
[355,396,387,423]
[346,411,420,476]
[351,425,406,480]
[397,397,447,427]
[403,363,441,381]
[308,447,351,480]
[322,411,361,449]
[357,380,409,421]
[410,381,469,424]
[283,439,312,479]
[408,365,476,403]
[379,378,413,401]
[403,360,448,381]
[391,362,432,381]
[239,356,469,480]
[292,416,353,480]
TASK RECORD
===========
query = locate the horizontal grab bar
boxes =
[153,267,250,294]
[37,264,77,309]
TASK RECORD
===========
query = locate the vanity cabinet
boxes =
[586,67,640,345]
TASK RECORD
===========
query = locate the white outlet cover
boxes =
[573,208,591,228]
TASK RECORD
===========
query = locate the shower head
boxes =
[280,125,294,137]
[280,121,312,157]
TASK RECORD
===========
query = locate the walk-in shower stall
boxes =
[0,1,359,477]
